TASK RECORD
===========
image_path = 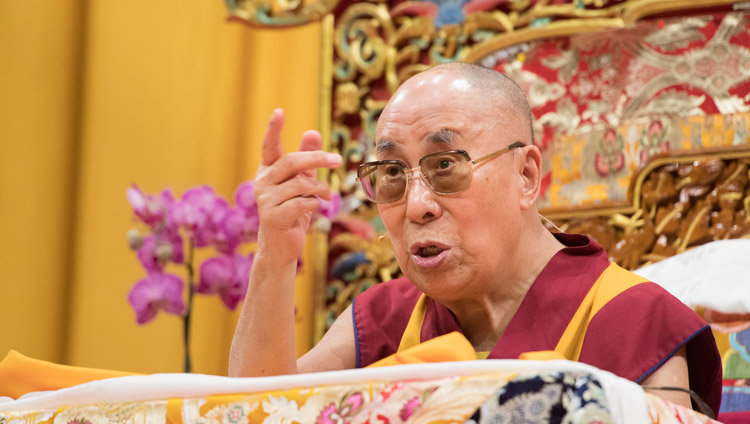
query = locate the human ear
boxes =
[517,145,542,210]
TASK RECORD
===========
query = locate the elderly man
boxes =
[229,62,721,413]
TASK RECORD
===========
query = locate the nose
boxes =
[404,170,442,224]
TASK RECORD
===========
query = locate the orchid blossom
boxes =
[169,185,230,248]
[127,273,185,325]
[317,192,342,221]
[197,253,254,310]
[126,179,330,372]
[126,184,174,229]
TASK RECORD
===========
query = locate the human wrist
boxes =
[251,248,299,279]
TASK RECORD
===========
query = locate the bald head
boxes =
[398,62,535,145]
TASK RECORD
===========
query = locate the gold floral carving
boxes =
[224,0,339,26]
[547,147,750,270]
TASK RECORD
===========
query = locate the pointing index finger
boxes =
[299,130,322,178]
[264,151,342,184]
[261,108,285,166]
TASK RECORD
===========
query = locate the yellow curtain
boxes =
[0,1,321,375]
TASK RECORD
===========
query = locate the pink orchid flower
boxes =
[219,206,260,252]
[127,184,174,229]
[317,192,341,221]
[136,236,163,273]
[169,186,230,248]
[234,181,258,215]
[136,229,184,273]
[197,253,254,309]
[128,272,185,324]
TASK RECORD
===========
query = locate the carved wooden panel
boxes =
[546,147,750,270]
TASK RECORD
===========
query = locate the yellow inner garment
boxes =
[393,262,646,362]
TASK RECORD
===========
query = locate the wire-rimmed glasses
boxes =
[357,141,525,204]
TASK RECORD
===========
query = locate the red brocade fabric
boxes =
[353,233,722,413]
[494,11,750,150]
[486,11,750,208]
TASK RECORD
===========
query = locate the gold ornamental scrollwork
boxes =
[224,0,338,26]
[334,3,395,88]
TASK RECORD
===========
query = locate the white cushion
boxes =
[634,239,750,313]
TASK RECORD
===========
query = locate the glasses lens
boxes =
[421,152,472,194]
[359,162,407,203]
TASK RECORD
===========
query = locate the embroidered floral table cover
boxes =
[0,361,720,424]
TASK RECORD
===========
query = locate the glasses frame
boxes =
[357,141,526,204]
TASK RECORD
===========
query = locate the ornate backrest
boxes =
[547,146,750,269]
[225,0,750,339]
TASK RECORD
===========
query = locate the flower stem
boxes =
[183,238,195,373]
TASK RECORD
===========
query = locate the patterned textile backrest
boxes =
[487,12,750,211]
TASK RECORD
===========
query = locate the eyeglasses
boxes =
[357,141,525,204]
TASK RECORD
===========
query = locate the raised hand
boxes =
[253,109,342,264]
[230,109,343,377]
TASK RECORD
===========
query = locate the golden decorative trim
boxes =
[313,14,336,344]
[224,0,339,27]
[318,13,335,181]
[542,146,750,220]
[464,18,625,63]
[468,0,745,63]
[621,0,744,25]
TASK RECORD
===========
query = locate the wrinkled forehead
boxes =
[375,82,513,156]
[375,127,457,156]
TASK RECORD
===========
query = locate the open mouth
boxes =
[416,246,446,258]
[410,242,450,268]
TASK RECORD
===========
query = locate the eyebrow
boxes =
[375,128,456,155]
[375,139,398,155]
[426,128,455,146]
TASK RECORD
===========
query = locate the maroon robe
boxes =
[352,233,722,413]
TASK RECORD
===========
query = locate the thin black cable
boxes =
[641,385,715,419]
